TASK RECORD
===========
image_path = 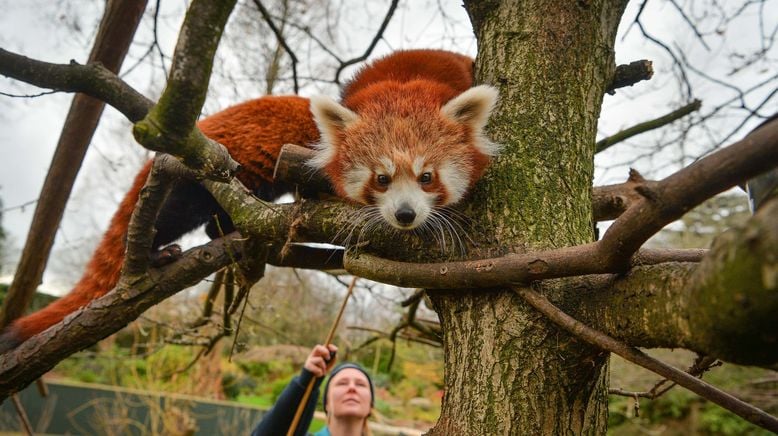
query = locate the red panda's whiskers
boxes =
[417,218,447,253]
[429,208,471,256]
[356,210,387,246]
[332,206,382,248]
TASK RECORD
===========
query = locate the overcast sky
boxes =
[0,0,775,293]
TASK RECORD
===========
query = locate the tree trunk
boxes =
[427,1,627,434]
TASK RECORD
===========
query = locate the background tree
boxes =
[0,0,776,434]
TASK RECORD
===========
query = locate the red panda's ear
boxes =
[309,95,360,169]
[441,85,498,132]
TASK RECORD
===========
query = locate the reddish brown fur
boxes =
[3,96,320,347]
[341,49,473,101]
[2,50,486,350]
[325,50,490,201]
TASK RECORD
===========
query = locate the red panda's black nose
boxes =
[395,205,416,226]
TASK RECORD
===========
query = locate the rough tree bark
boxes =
[425,1,628,434]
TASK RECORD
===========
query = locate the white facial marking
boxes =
[308,141,336,170]
[441,85,502,157]
[308,95,360,169]
[378,156,396,176]
[412,157,425,176]
[438,160,469,205]
[342,164,372,202]
[375,178,437,229]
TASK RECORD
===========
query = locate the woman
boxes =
[251,344,375,436]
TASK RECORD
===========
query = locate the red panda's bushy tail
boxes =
[0,162,152,353]
[0,95,321,354]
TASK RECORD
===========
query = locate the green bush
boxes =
[271,375,295,403]
[699,403,774,436]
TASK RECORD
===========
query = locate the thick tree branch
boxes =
[599,114,778,267]
[344,247,705,289]
[0,234,245,401]
[132,0,239,180]
[274,144,648,222]
[0,48,152,122]
[122,156,179,277]
[515,286,778,433]
[0,0,148,329]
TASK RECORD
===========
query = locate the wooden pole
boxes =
[286,276,358,436]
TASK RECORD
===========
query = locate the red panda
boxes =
[310,49,499,229]
[0,49,499,353]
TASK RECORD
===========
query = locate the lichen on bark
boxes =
[426,1,629,434]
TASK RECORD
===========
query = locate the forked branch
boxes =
[514,286,778,433]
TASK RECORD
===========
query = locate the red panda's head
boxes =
[308,83,499,230]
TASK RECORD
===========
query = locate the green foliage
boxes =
[699,403,774,436]
[270,375,294,403]
[608,351,777,435]
[221,372,241,399]
[608,390,776,435]
[236,394,274,408]
[237,359,292,380]
[54,344,203,391]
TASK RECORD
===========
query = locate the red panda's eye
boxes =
[420,172,432,184]
[377,174,391,186]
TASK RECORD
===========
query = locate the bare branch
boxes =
[596,100,701,153]
[636,19,693,99]
[132,0,240,179]
[0,0,147,329]
[598,114,778,266]
[275,143,646,222]
[122,156,178,277]
[591,170,646,221]
[11,394,33,435]
[0,234,246,400]
[668,0,710,50]
[253,0,299,93]
[0,48,152,122]
[609,356,721,400]
[605,59,654,95]
[333,0,400,84]
[514,287,778,433]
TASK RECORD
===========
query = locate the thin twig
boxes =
[253,0,299,93]
[596,100,701,153]
[333,0,399,84]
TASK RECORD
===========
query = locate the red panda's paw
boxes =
[150,244,183,267]
[0,325,22,354]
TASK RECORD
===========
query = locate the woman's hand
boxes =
[303,344,338,377]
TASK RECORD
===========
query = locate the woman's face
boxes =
[327,368,372,419]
